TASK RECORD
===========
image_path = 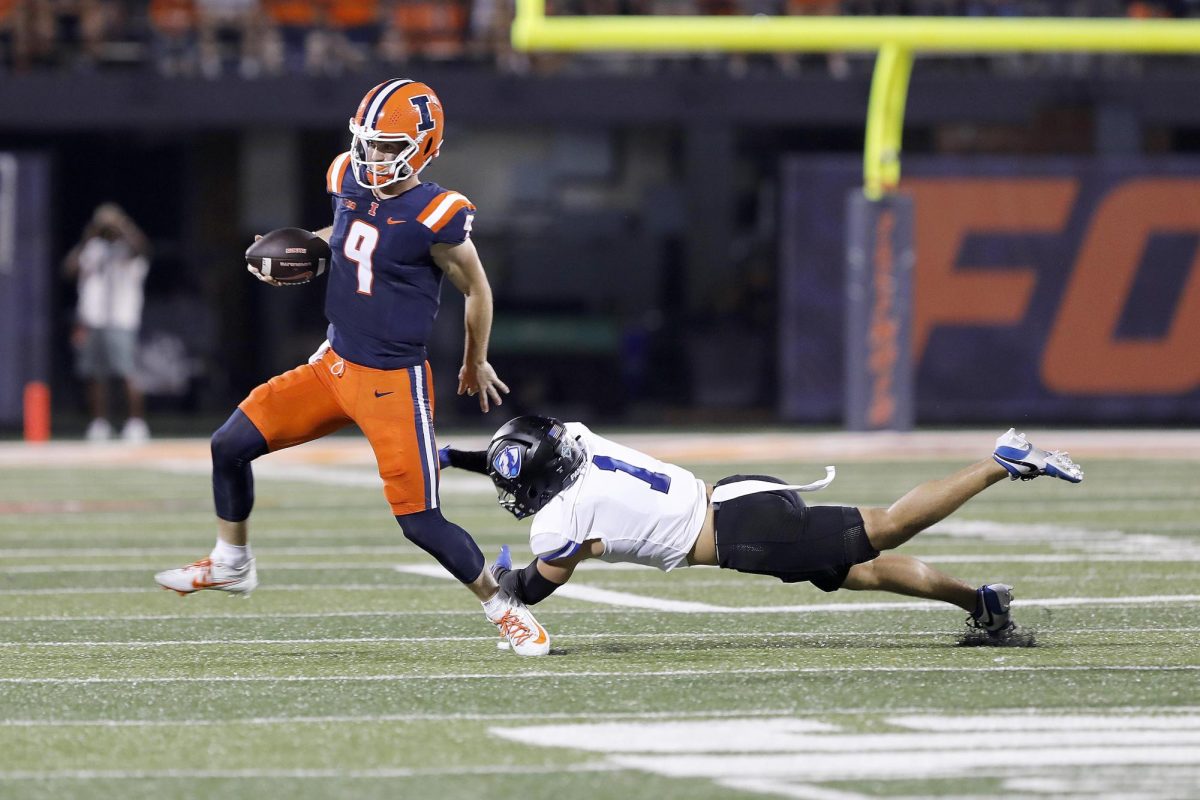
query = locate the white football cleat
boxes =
[85,418,112,442]
[154,557,258,597]
[121,417,150,443]
[487,600,550,656]
[970,583,1014,634]
[992,428,1083,483]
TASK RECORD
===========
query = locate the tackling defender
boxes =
[442,417,1085,640]
[155,79,549,656]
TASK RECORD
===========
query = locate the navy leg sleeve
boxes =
[211,409,268,522]
[395,509,485,584]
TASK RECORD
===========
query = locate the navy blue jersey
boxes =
[323,152,476,370]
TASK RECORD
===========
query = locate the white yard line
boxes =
[0,709,802,728]
[7,552,1200,571]
[7,707,1200,730]
[7,627,1200,648]
[742,594,1200,613]
[2,665,1197,686]
[0,610,492,622]
[5,429,1200,466]
[0,584,452,596]
[395,565,1200,614]
[2,588,1197,610]
[0,763,620,781]
[0,562,419,574]
[0,546,418,558]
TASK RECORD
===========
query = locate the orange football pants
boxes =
[238,347,439,515]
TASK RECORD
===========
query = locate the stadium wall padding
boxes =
[780,155,1200,424]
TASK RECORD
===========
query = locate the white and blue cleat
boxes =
[993,428,1083,483]
[971,583,1014,635]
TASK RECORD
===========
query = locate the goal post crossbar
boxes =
[512,0,1200,196]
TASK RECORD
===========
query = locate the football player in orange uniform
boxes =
[156,79,549,656]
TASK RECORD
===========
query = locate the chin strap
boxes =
[711,466,836,505]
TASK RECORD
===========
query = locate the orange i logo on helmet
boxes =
[348,79,446,190]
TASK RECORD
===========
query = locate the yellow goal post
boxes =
[511,0,1200,199]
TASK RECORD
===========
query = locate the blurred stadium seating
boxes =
[1,1,1199,434]
[2,1,1199,76]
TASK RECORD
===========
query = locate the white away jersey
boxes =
[529,423,707,571]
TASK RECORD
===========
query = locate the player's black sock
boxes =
[395,509,486,584]
[211,409,268,522]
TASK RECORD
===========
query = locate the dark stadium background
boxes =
[2,1,1199,434]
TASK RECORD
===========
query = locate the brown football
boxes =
[245,228,331,284]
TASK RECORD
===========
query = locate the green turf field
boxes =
[2,439,1199,799]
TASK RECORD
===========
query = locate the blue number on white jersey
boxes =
[591,455,671,494]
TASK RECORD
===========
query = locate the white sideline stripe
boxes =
[7,554,1200,573]
[0,547,423,558]
[0,584,461,596]
[3,665,1197,686]
[394,564,1200,614]
[741,594,1200,613]
[10,553,1200,568]
[5,544,1198,564]
[8,707,1200,729]
[2,593,1199,619]
[0,710,802,728]
[0,763,620,781]
[0,611,496,622]
[9,627,1200,648]
[395,563,729,612]
[2,563,423,574]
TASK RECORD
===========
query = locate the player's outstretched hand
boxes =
[246,234,284,287]
[458,361,509,413]
[438,446,452,469]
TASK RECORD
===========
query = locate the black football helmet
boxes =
[486,415,586,519]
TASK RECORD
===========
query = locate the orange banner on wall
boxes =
[780,157,1200,423]
[907,175,1200,397]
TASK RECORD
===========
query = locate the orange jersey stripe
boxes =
[416,191,474,233]
[326,152,351,194]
